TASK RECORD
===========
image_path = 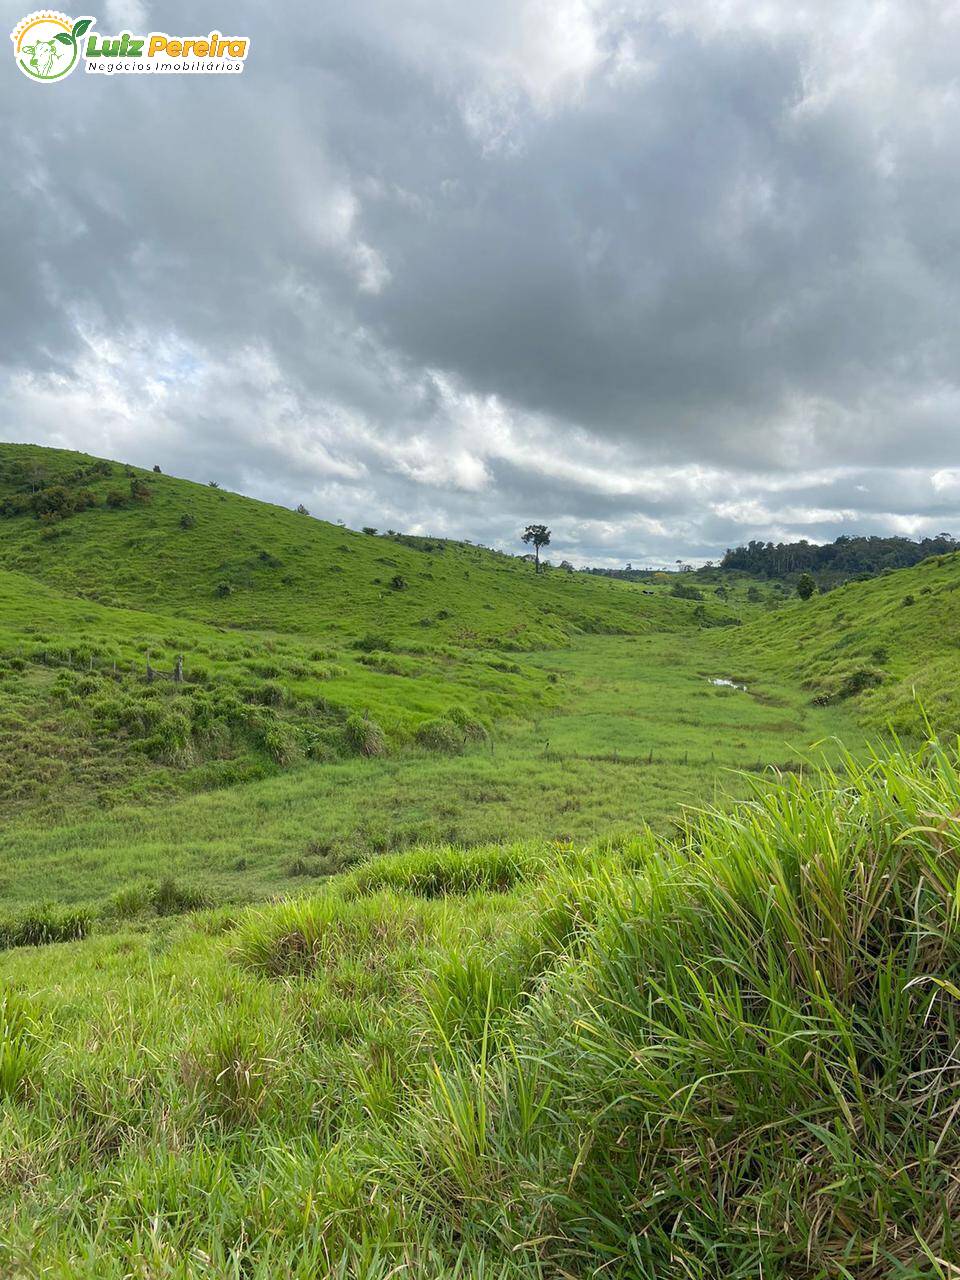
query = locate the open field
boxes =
[1,444,959,1278]
[0,631,858,912]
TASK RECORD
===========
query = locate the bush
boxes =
[0,904,90,949]
[353,633,393,653]
[29,485,97,520]
[344,846,528,898]
[837,667,883,698]
[447,705,488,741]
[260,722,299,764]
[215,581,232,598]
[149,878,208,917]
[415,717,463,754]
[389,574,408,591]
[344,713,386,757]
[179,513,196,530]
[106,489,127,509]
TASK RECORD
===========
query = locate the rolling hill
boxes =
[3,443,960,1277]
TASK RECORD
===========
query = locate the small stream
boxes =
[708,677,747,691]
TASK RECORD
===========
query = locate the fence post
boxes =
[174,654,183,684]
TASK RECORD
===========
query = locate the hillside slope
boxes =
[737,550,960,736]
[0,444,740,818]
[0,444,709,647]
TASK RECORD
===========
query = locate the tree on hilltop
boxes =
[522,524,551,574]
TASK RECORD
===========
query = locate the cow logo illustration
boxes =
[11,11,93,81]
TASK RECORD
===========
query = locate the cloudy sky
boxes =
[4,0,960,566]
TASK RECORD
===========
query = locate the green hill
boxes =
[4,443,960,1275]
[739,550,960,737]
[0,444,700,645]
[0,443,735,820]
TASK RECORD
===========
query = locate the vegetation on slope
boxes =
[2,738,960,1276]
[738,549,960,737]
[721,531,958,584]
[0,444,742,820]
[0,444,715,645]
[0,626,857,912]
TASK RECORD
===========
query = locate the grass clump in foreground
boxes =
[3,738,960,1275]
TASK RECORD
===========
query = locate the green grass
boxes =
[739,550,960,737]
[0,631,857,912]
[0,444,713,645]
[6,442,960,1275]
[0,444,741,820]
[3,738,960,1275]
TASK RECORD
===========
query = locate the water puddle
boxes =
[708,677,747,691]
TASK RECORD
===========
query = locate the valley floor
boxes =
[0,632,860,912]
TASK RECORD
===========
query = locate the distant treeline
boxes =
[720,534,958,579]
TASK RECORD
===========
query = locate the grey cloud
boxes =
[3,0,960,565]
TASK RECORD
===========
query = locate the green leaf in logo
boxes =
[55,31,73,44]
[72,17,92,38]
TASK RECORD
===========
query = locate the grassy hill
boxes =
[4,443,960,1275]
[0,444,860,913]
[739,549,960,738]
[0,444,704,645]
[0,444,742,820]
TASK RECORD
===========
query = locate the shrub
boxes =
[149,878,208,916]
[0,903,90,949]
[447,705,488,741]
[389,574,408,591]
[837,667,883,698]
[902,594,916,606]
[248,680,284,707]
[105,489,127,509]
[143,711,193,763]
[260,722,299,764]
[179,513,196,530]
[29,485,97,520]
[106,882,152,919]
[415,717,463,754]
[344,846,528,898]
[215,581,232,598]
[344,713,386,757]
[354,633,393,653]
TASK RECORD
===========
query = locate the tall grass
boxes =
[3,738,960,1274]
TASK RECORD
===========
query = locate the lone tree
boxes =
[796,572,816,600]
[522,523,551,573]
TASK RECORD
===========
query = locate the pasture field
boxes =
[2,443,960,1278]
[0,630,858,912]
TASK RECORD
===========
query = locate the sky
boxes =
[4,0,960,567]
